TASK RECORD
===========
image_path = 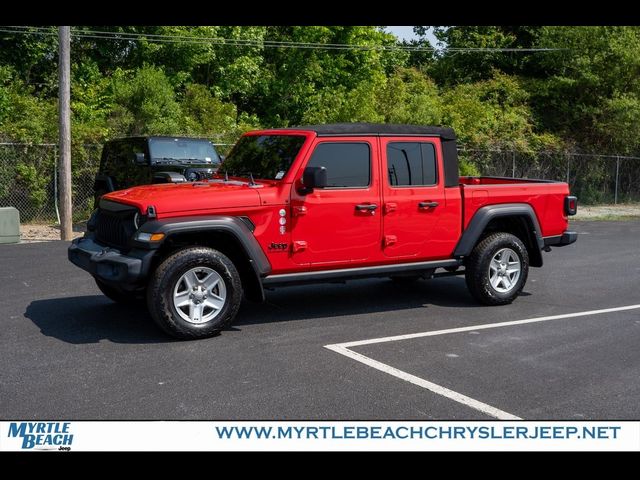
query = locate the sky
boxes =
[386,26,437,46]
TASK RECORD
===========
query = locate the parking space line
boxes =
[325,304,640,419]
[325,343,522,419]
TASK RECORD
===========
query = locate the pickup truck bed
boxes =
[460,176,571,237]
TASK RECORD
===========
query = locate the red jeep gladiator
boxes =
[69,124,577,339]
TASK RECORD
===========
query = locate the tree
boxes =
[418,26,543,86]
[529,26,640,153]
[108,65,181,135]
[254,26,407,125]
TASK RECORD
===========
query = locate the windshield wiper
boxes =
[181,158,213,164]
[155,157,214,165]
[227,171,258,186]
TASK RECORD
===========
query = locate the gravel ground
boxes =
[572,204,640,219]
[19,223,85,243]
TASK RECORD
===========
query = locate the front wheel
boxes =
[465,232,529,305]
[146,247,243,339]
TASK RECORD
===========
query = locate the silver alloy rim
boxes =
[488,248,521,293]
[173,267,226,324]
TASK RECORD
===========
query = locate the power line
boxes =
[0,26,567,53]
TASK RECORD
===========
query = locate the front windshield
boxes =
[149,138,221,164]
[221,135,306,180]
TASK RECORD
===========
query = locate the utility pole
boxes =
[58,26,72,240]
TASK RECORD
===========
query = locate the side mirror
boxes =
[300,166,328,194]
[133,152,148,165]
[218,155,225,162]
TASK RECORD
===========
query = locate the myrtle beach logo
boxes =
[7,422,73,450]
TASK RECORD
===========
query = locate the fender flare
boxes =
[137,216,271,301]
[454,203,544,259]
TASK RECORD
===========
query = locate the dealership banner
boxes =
[1,421,638,451]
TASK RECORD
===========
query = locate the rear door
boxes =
[290,138,382,266]
[381,137,448,260]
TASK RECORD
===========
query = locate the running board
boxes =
[262,259,461,287]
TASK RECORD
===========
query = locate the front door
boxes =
[290,139,381,266]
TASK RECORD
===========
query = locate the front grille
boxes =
[95,207,138,250]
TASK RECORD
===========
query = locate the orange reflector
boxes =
[150,233,165,242]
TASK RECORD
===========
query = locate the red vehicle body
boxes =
[69,124,577,339]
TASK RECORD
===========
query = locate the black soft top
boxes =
[292,123,456,140]
[287,122,459,188]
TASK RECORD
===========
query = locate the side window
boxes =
[307,142,370,188]
[387,142,437,187]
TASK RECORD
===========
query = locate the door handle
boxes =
[418,201,439,209]
[355,204,378,212]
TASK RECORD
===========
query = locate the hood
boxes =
[103,181,263,216]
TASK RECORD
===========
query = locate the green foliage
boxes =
[377,68,442,125]
[1,90,57,143]
[0,66,13,126]
[459,159,480,177]
[441,71,535,150]
[255,26,406,126]
[109,65,181,135]
[0,24,639,169]
[15,163,49,211]
[180,84,238,140]
[529,26,640,151]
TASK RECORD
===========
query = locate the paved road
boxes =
[1,220,638,419]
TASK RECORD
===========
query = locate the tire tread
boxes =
[146,247,242,339]
[465,232,529,306]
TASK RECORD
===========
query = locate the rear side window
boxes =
[387,142,437,187]
[307,142,370,188]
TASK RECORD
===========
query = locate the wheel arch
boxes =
[139,216,271,302]
[455,204,544,268]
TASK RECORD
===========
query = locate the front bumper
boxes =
[543,231,578,248]
[68,234,155,284]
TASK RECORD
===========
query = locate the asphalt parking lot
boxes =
[1,220,639,420]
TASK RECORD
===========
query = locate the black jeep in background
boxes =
[94,136,222,206]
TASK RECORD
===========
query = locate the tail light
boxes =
[565,195,578,216]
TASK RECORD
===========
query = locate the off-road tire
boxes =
[465,232,529,306]
[146,247,243,339]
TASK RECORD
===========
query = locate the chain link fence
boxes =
[1,143,639,223]
[460,150,640,205]
[0,143,101,223]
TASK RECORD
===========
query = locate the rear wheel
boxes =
[146,247,243,339]
[465,232,529,305]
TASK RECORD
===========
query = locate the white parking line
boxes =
[325,304,640,420]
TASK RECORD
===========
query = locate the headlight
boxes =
[135,232,165,242]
